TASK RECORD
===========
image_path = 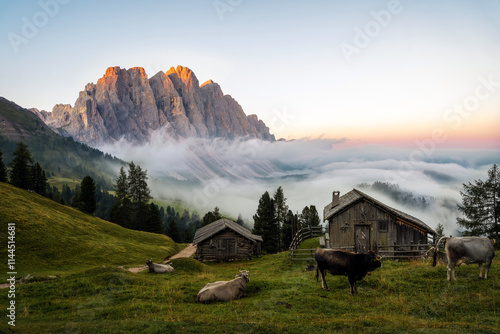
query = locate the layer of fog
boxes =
[99,133,500,236]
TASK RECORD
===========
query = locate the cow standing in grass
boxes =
[315,248,382,296]
[197,270,249,303]
[433,236,495,281]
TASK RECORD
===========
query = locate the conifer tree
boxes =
[167,213,181,242]
[202,206,223,226]
[274,186,288,251]
[457,164,500,241]
[253,191,278,254]
[110,166,131,228]
[299,205,321,229]
[0,150,7,182]
[143,203,162,234]
[31,162,48,196]
[128,162,151,206]
[281,210,295,250]
[236,214,245,226]
[9,142,33,189]
[80,176,97,214]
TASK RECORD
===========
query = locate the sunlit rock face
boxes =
[39,65,274,146]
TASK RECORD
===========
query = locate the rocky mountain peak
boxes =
[37,65,275,145]
[166,65,199,90]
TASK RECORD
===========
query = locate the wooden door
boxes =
[355,225,370,253]
[217,238,236,261]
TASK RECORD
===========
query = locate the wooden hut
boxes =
[193,218,263,262]
[323,189,436,256]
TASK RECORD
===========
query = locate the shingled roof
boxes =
[323,189,435,234]
[193,218,263,245]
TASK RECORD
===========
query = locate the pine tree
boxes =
[110,167,131,228]
[299,205,321,229]
[299,206,310,229]
[61,183,73,205]
[0,150,7,182]
[127,162,152,231]
[128,162,151,206]
[143,203,162,234]
[31,162,47,196]
[9,142,33,189]
[253,191,278,254]
[435,223,445,239]
[457,164,500,241]
[236,214,245,226]
[167,214,181,242]
[281,210,295,250]
[273,186,288,251]
[80,176,97,214]
[308,205,321,227]
[202,206,223,226]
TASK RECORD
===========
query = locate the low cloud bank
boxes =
[99,135,500,235]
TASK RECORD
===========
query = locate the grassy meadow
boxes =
[1,183,500,333]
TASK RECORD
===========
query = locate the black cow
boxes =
[315,248,382,296]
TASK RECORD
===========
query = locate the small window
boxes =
[379,221,388,233]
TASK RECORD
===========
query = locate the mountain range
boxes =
[32,65,275,145]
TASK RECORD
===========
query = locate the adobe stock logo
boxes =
[340,0,404,64]
[213,0,244,21]
[7,0,71,54]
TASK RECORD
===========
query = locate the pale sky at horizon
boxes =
[1,0,499,147]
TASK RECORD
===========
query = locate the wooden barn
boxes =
[193,218,263,262]
[323,189,436,255]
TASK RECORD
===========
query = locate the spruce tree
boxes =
[202,206,223,226]
[253,191,278,254]
[236,214,245,226]
[127,162,152,231]
[167,214,181,242]
[143,203,162,234]
[80,176,97,214]
[31,162,47,196]
[110,167,131,228]
[457,164,500,241]
[0,150,7,182]
[128,162,151,206]
[299,206,310,229]
[308,205,321,227]
[9,142,33,189]
[274,186,288,251]
[299,205,321,229]
[281,210,295,250]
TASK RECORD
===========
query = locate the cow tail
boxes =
[316,265,319,282]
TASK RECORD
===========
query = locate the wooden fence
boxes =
[290,242,434,263]
[288,226,324,262]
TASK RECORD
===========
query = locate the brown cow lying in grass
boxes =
[197,270,250,303]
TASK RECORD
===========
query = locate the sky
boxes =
[1,0,500,146]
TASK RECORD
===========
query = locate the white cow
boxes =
[197,270,250,303]
[146,259,174,273]
[434,236,495,281]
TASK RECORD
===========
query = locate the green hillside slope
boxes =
[0,182,180,279]
[0,97,123,188]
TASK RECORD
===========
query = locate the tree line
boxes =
[252,186,320,254]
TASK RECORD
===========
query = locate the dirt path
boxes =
[126,243,197,273]
[0,245,199,283]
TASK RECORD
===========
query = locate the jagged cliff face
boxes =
[37,66,275,145]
